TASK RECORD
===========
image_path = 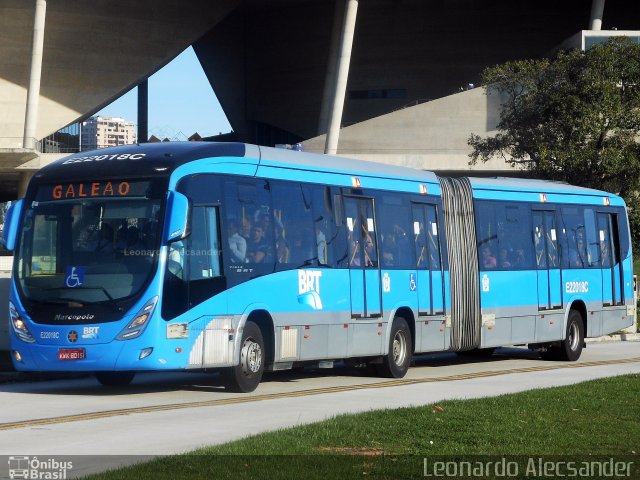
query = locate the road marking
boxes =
[1,356,639,431]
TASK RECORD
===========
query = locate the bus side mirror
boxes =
[163,191,190,243]
[1,199,23,251]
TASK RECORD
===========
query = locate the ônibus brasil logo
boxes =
[8,456,73,479]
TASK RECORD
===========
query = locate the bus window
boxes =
[271,182,315,267]
[162,206,225,319]
[584,208,599,267]
[425,205,441,270]
[343,197,378,268]
[597,213,614,268]
[559,206,590,268]
[475,202,498,270]
[310,186,335,266]
[31,214,58,275]
[412,205,428,269]
[376,193,414,269]
[533,212,547,269]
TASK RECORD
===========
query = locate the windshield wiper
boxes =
[42,297,87,306]
[44,285,114,301]
[80,286,114,302]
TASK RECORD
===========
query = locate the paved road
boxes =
[0,342,639,478]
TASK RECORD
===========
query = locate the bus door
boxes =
[533,210,562,310]
[597,213,623,306]
[412,203,445,316]
[344,196,382,318]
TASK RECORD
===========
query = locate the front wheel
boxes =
[221,321,265,393]
[95,371,135,387]
[377,317,412,378]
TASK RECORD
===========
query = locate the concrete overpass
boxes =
[1,0,639,201]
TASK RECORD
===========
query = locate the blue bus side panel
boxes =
[417,270,430,314]
[364,269,381,316]
[432,270,444,313]
[349,270,365,317]
[549,269,562,308]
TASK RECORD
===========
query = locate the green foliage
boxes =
[469,37,640,250]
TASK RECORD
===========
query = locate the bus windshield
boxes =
[17,180,163,307]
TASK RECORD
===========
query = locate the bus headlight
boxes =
[116,296,158,341]
[9,301,35,343]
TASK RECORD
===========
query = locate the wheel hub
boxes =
[241,338,262,375]
[392,331,407,366]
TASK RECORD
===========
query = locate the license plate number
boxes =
[58,348,86,360]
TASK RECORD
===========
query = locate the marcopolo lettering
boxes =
[54,313,95,322]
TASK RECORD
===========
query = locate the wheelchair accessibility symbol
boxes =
[409,273,417,292]
[65,266,85,288]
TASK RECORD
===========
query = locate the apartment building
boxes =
[81,116,136,151]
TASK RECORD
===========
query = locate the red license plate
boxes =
[58,348,86,361]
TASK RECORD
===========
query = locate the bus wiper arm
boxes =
[42,297,86,306]
[44,285,114,301]
[83,286,114,302]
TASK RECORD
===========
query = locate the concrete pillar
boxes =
[137,79,149,143]
[318,0,346,136]
[589,0,605,30]
[324,0,358,155]
[23,0,47,151]
[18,171,34,199]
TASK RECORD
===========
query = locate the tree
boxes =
[468,37,640,249]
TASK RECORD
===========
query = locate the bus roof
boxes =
[35,141,440,184]
[34,142,618,201]
[468,176,614,198]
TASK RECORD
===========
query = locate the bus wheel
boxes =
[95,371,135,387]
[556,310,585,361]
[222,321,265,393]
[378,317,412,378]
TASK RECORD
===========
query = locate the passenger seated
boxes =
[569,237,587,267]
[498,248,511,268]
[89,223,114,253]
[381,237,396,267]
[480,245,497,269]
[227,221,247,263]
[247,225,272,263]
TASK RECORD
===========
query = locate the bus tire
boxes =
[95,371,135,387]
[222,321,265,393]
[556,309,585,361]
[377,316,412,378]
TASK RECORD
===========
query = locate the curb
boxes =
[586,333,640,344]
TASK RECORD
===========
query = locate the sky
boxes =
[97,47,232,140]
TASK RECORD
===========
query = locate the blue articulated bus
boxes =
[2,142,635,392]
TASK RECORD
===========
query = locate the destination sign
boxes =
[36,180,152,201]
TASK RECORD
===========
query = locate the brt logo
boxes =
[299,270,322,295]
[298,270,323,310]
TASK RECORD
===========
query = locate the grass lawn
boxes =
[89,374,640,479]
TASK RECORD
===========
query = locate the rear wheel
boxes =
[556,310,584,361]
[221,321,265,393]
[540,310,584,361]
[377,317,412,378]
[95,371,135,387]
